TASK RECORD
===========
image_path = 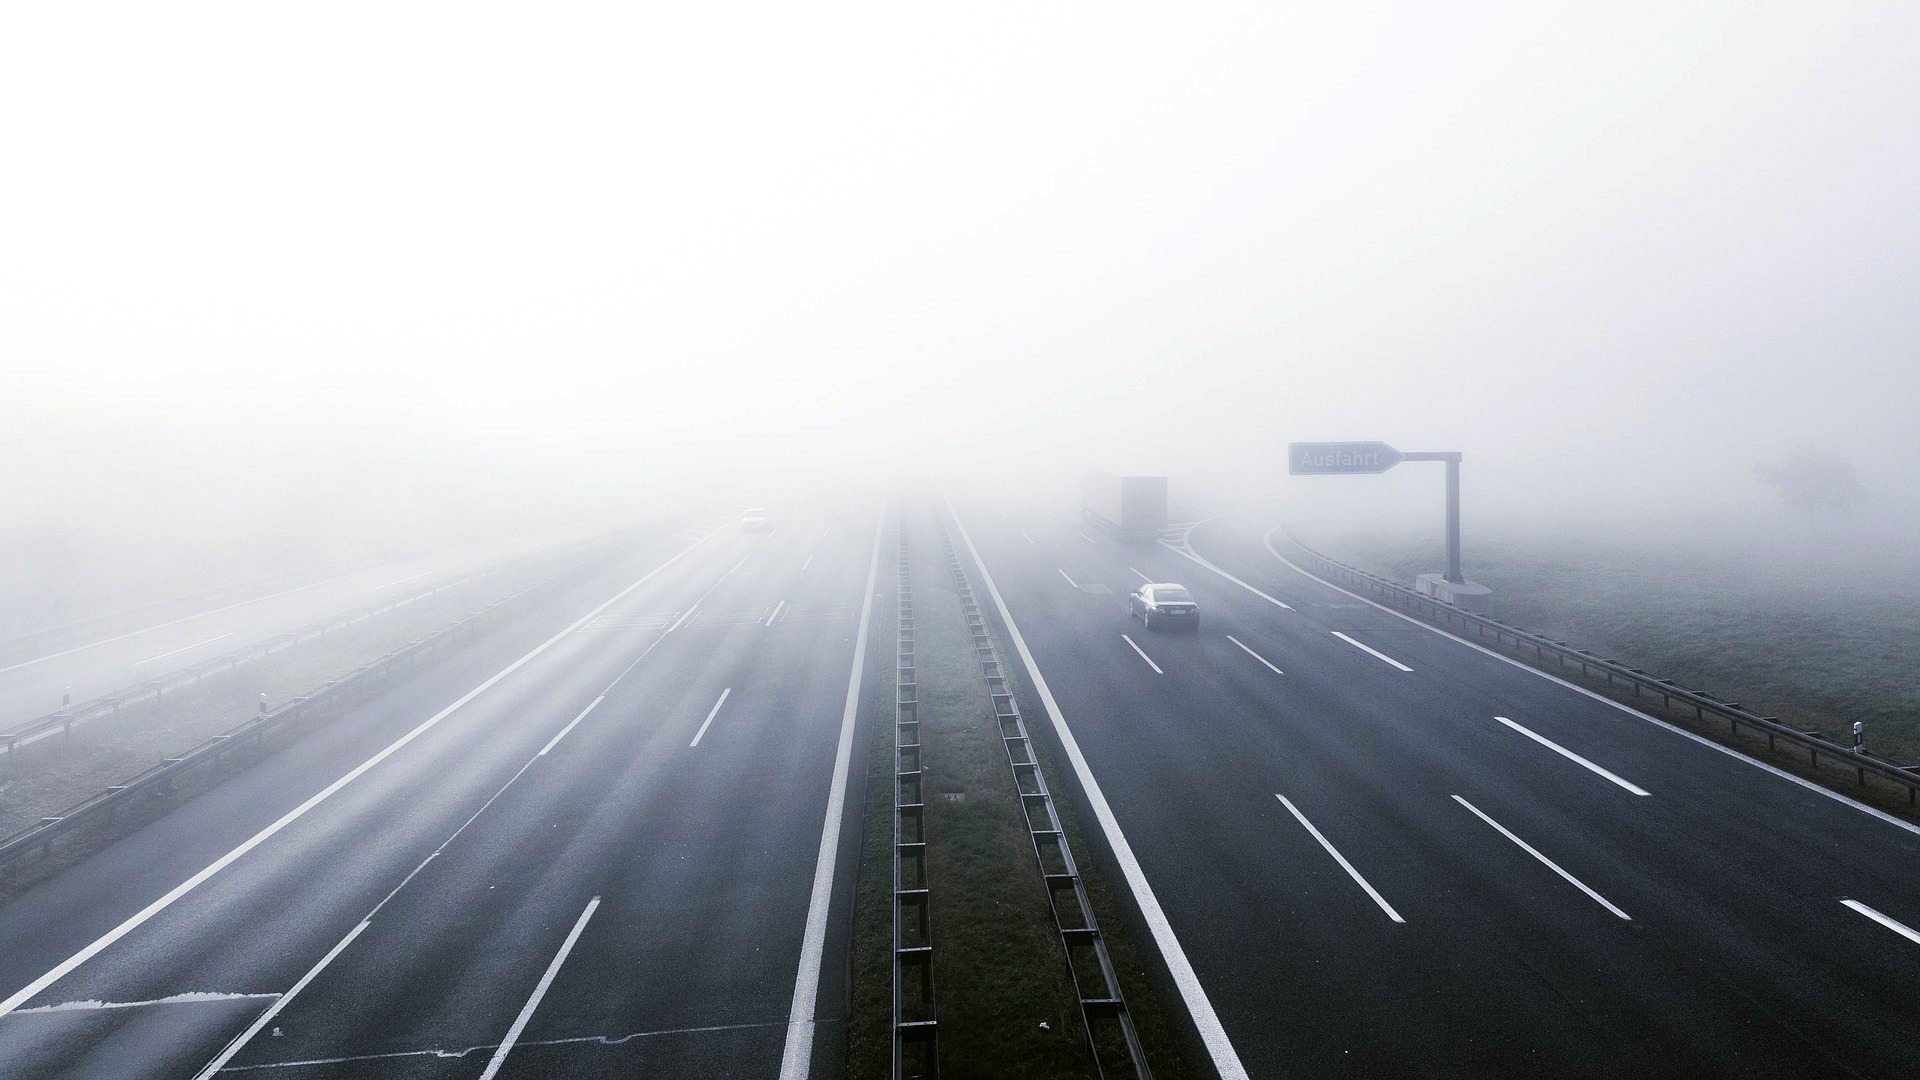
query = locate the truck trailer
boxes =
[1081,470,1169,540]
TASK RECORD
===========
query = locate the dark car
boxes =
[1129,583,1199,631]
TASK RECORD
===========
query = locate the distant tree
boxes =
[1755,447,1870,513]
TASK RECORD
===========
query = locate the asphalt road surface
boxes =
[0,504,881,1079]
[950,497,1920,1079]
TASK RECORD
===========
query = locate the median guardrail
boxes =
[893,524,939,1078]
[939,517,1152,1080]
[0,533,642,871]
[1279,529,1920,806]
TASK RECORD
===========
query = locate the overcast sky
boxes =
[4,2,1916,538]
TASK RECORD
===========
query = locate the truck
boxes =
[1081,470,1168,540]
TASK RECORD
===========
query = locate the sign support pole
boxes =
[1403,452,1464,584]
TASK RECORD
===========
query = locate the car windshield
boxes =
[1156,587,1193,602]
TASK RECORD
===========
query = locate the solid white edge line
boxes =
[1451,796,1631,920]
[1120,634,1165,675]
[945,496,1250,1080]
[766,600,787,627]
[540,696,605,756]
[1158,538,1292,610]
[1275,795,1407,924]
[666,606,698,632]
[190,920,371,1080]
[1251,523,1920,838]
[1496,716,1652,797]
[690,688,733,748]
[1330,631,1414,672]
[1057,568,1079,588]
[1225,635,1283,675]
[778,510,883,1080]
[0,530,718,1019]
[1841,899,1920,945]
[478,896,601,1080]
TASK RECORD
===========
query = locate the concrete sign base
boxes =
[1415,573,1493,611]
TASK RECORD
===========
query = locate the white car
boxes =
[1128,583,1199,631]
[740,508,771,532]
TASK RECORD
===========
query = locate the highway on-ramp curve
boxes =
[952,498,1920,1079]
[0,504,882,1079]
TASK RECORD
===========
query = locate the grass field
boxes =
[1294,519,1920,768]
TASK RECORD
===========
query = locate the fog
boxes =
[5,2,1919,611]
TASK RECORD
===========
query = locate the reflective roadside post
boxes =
[1853,721,1864,753]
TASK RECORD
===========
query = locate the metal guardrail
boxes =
[893,527,938,1078]
[0,532,630,764]
[938,519,1152,1080]
[0,562,378,668]
[0,536,637,871]
[1279,529,1920,806]
[2,578,481,763]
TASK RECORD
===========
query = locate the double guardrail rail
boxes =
[939,518,1152,1080]
[893,526,938,1077]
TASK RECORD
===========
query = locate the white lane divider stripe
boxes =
[1057,568,1079,588]
[133,633,235,666]
[1452,796,1631,920]
[1021,531,1035,545]
[1495,717,1651,796]
[540,696,605,756]
[1130,567,1152,584]
[1078,531,1098,545]
[1841,899,1920,945]
[690,688,732,748]
[779,512,883,1080]
[0,530,719,1021]
[478,897,601,1080]
[765,600,787,627]
[1275,795,1405,923]
[1121,634,1164,675]
[800,555,813,571]
[1330,632,1413,672]
[1226,636,1283,675]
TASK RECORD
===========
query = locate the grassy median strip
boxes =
[849,517,1202,1079]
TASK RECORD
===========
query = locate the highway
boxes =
[0,521,665,742]
[0,503,881,1079]
[949,498,1920,1079]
